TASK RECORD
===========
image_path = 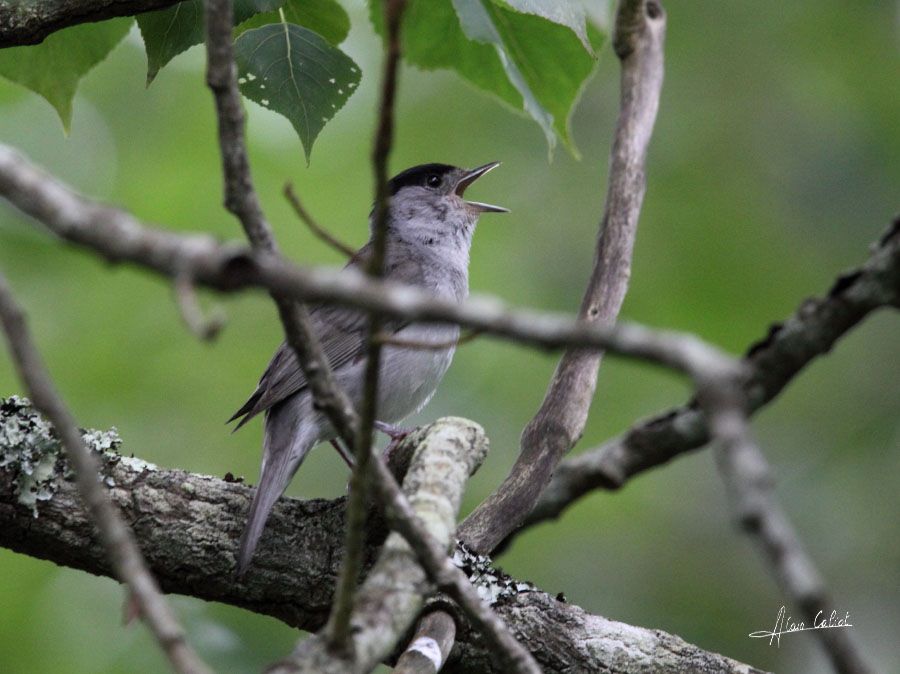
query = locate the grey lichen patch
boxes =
[451,542,536,605]
[0,396,122,516]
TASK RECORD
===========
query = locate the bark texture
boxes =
[0,400,764,673]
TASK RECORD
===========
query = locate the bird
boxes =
[229,161,507,575]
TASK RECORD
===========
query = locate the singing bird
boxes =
[229,162,507,574]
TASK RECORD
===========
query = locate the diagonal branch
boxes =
[515,220,900,537]
[716,438,872,673]
[283,184,356,258]
[327,0,408,650]
[202,0,358,447]
[458,0,667,555]
[0,144,752,433]
[0,281,212,674]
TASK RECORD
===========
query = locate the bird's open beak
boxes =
[454,162,509,213]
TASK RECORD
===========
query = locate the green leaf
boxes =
[370,0,600,156]
[137,0,283,84]
[492,0,592,51]
[0,19,131,132]
[237,0,351,45]
[234,23,361,162]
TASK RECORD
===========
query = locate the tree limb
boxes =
[0,402,765,673]
[0,0,185,47]
[516,219,900,537]
[394,611,456,674]
[458,0,668,555]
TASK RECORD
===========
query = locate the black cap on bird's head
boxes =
[388,162,508,213]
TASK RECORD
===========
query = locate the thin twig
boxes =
[174,271,226,341]
[0,274,213,674]
[376,329,482,351]
[458,0,668,555]
[509,220,900,541]
[327,0,408,651]
[283,183,356,258]
[716,440,873,673]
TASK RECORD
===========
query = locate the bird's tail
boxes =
[236,399,317,577]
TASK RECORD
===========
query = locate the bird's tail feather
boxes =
[235,401,316,576]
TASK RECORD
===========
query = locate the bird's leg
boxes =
[330,439,355,468]
[374,420,413,440]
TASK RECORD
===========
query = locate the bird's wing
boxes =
[228,305,371,428]
[229,245,421,429]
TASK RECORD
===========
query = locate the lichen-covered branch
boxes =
[0,0,185,47]
[367,446,541,674]
[458,0,668,555]
[516,219,900,537]
[0,401,763,673]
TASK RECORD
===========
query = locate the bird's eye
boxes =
[426,174,441,188]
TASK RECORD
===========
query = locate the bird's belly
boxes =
[367,323,458,424]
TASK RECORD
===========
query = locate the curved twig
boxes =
[458,0,668,555]
[283,183,356,258]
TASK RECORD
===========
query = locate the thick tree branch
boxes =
[716,438,872,674]
[0,288,211,674]
[0,402,764,673]
[0,0,185,47]
[458,0,667,555]
[517,219,900,536]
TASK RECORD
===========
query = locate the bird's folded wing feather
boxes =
[229,246,422,428]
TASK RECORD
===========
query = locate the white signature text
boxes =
[749,606,853,647]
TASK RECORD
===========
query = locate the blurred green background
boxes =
[1,1,898,672]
